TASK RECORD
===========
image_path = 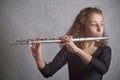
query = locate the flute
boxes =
[9,37,109,45]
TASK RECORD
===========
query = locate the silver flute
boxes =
[9,37,109,45]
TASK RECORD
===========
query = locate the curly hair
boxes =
[66,7,107,49]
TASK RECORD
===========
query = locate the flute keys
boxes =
[9,40,28,45]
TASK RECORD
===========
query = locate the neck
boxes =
[83,41,96,48]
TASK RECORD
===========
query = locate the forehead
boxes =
[90,13,103,22]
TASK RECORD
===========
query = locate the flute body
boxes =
[9,37,109,45]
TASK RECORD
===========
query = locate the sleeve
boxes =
[39,47,68,78]
[89,46,112,75]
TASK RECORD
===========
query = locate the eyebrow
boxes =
[90,20,104,23]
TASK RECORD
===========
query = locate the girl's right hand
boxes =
[30,37,42,60]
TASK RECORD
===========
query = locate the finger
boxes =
[69,35,73,39]
[31,44,36,49]
[29,44,32,47]
[30,36,42,49]
[59,37,65,42]
[31,46,38,56]
[32,51,37,57]
[65,36,71,42]
[59,35,70,42]
[59,41,69,47]
[34,36,41,40]
[31,45,37,54]
[31,36,42,45]
[35,43,41,49]
[31,46,36,55]
[31,36,42,42]
[65,35,73,41]
[59,43,66,48]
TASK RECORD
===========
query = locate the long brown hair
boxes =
[66,7,108,49]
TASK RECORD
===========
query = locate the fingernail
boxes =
[30,44,32,47]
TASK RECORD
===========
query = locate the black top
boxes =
[39,46,111,80]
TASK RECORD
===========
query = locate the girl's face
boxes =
[85,13,104,37]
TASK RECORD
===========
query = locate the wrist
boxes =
[35,55,42,61]
[35,56,45,69]
[74,47,80,54]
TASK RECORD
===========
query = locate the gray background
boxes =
[0,0,120,80]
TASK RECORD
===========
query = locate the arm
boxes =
[31,39,68,78]
[59,35,92,64]
[39,47,68,78]
[88,46,111,75]
[65,42,111,75]
[59,35,111,75]
[30,38,46,69]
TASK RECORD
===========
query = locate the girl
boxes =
[31,7,111,80]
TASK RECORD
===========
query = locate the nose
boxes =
[96,24,102,32]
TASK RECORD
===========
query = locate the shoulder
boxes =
[99,45,112,58]
[102,45,111,52]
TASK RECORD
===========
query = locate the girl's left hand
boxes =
[59,35,80,53]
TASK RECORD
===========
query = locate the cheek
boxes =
[96,28,104,36]
[90,27,97,34]
[89,28,101,36]
[85,26,103,37]
[85,27,96,36]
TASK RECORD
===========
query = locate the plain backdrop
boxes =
[0,0,120,80]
